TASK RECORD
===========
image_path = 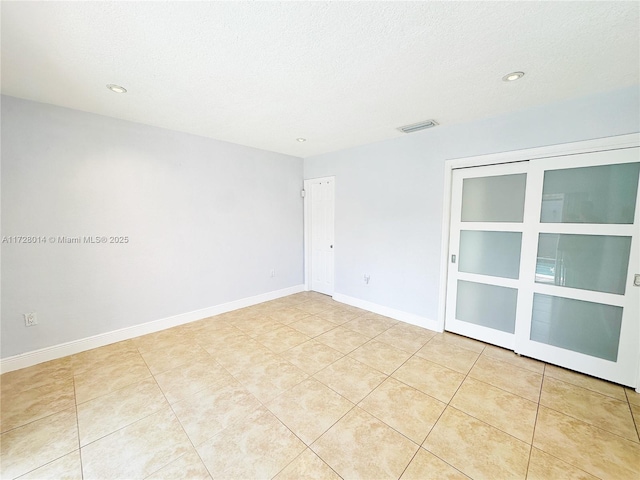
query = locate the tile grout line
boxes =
[415,341,485,479]
[149,367,212,480]
[73,375,85,480]
[625,389,640,442]
[526,365,607,480]
[537,403,640,445]
[8,377,83,480]
[543,369,632,403]
[524,362,545,479]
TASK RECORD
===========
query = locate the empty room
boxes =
[1,1,639,479]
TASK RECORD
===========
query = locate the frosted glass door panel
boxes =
[461,174,526,222]
[459,231,522,279]
[540,162,640,224]
[456,281,517,333]
[530,294,622,361]
[536,234,632,294]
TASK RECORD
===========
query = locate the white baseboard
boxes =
[0,284,305,374]
[332,293,441,333]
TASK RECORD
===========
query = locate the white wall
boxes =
[1,96,304,358]
[304,86,640,323]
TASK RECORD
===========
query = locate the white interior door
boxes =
[445,146,640,386]
[306,177,335,295]
[445,162,530,349]
[515,148,640,386]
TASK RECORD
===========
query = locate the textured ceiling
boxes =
[1,1,639,157]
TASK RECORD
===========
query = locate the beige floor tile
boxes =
[269,307,312,324]
[232,316,286,338]
[540,376,638,442]
[154,356,234,404]
[632,403,640,432]
[400,448,469,480]
[256,325,310,353]
[81,406,191,479]
[225,306,262,321]
[544,364,627,401]
[393,321,437,337]
[139,342,211,375]
[392,356,465,404]
[210,338,278,375]
[343,314,397,338]
[1,378,75,433]
[314,356,387,403]
[297,301,336,315]
[481,344,545,374]
[627,388,640,407]
[312,406,418,479]
[277,293,314,305]
[533,406,640,480]
[1,358,72,396]
[361,311,399,322]
[348,340,411,375]
[289,317,337,337]
[274,448,340,480]
[11,293,640,480]
[526,447,598,480]
[468,355,542,402]
[16,450,82,480]
[359,377,446,444]
[77,377,168,446]
[234,356,308,403]
[280,339,343,375]
[333,303,369,315]
[176,316,227,337]
[430,332,486,353]
[172,379,261,446]
[315,326,370,354]
[194,326,247,352]
[449,377,537,443]
[134,327,192,354]
[250,302,283,314]
[0,407,78,479]
[423,407,529,480]
[316,308,362,324]
[73,351,152,403]
[415,341,479,375]
[374,323,435,354]
[146,449,211,480]
[196,406,306,479]
[70,340,138,375]
[268,378,353,445]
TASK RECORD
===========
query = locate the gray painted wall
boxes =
[1,96,304,358]
[304,86,640,321]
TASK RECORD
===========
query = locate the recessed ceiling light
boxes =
[296,138,306,142]
[106,84,127,93]
[502,72,524,82]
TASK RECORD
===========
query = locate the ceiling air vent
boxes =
[398,119,439,134]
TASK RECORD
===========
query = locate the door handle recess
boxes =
[451,254,456,264]
[634,274,640,287]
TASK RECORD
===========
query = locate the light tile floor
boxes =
[1,292,639,479]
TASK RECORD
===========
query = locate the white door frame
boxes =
[437,133,640,388]
[303,176,335,294]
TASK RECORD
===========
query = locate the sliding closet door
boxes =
[445,162,532,349]
[515,148,640,386]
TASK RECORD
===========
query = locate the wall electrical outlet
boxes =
[270,269,276,278]
[364,274,371,285]
[24,312,38,327]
